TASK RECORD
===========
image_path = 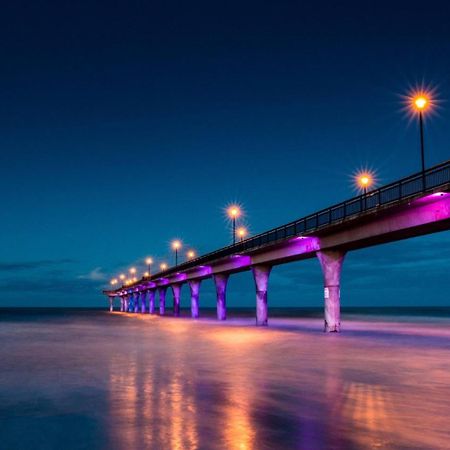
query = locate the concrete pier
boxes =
[159,287,167,316]
[140,291,147,313]
[171,284,182,317]
[134,292,139,313]
[252,265,272,326]
[213,274,229,320]
[189,280,201,318]
[120,297,124,312]
[109,296,113,312]
[316,250,346,332]
[148,290,155,314]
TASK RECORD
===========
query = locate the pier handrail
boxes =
[129,159,450,287]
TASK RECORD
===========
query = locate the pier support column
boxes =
[317,250,346,333]
[171,284,182,317]
[189,280,201,318]
[141,291,147,313]
[159,287,167,316]
[120,297,124,312]
[109,296,114,312]
[148,290,156,314]
[124,295,129,312]
[252,265,272,326]
[134,292,139,313]
[213,274,229,321]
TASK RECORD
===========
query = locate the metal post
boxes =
[233,217,236,245]
[420,110,426,190]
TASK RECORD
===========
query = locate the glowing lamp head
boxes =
[172,240,181,250]
[110,278,118,286]
[145,257,153,265]
[144,271,150,277]
[187,250,195,259]
[360,176,370,186]
[237,227,247,238]
[414,96,428,110]
[119,274,125,280]
[129,267,136,275]
[160,263,167,271]
[228,205,241,219]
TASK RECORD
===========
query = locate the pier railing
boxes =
[137,159,450,285]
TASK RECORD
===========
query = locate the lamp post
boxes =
[357,173,373,210]
[119,274,126,285]
[412,94,430,189]
[227,205,241,245]
[187,250,195,260]
[145,257,153,276]
[172,240,182,266]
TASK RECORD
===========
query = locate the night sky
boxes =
[2,1,450,307]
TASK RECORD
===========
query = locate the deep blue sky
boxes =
[2,1,450,307]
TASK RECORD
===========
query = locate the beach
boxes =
[1,308,449,450]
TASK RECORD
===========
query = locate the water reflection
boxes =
[1,311,450,450]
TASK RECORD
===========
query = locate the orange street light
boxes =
[187,250,195,260]
[160,263,168,271]
[171,240,182,266]
[129,267,136,276]
[409,89,434,187]
[110,278,118,286]
[237,226,248,242]
[227,205,241,244]
[144,271,150,277]
[145,257,153,275]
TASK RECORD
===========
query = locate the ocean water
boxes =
[1,307,450,450]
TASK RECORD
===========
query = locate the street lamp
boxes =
[129,267,136,277]
[110,278,118,286]
[227,205,241,244]
[145,257,153,275]
[160,263,168,271]
[356,172,373,210]
[411,92,431,189]
[172,240,181,266]
[237,226,248,242]
[119,274,126,284]
[187,250,195,260]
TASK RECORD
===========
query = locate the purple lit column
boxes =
[124,295,129,312]
[252,265,272,326]
[120,296,124,312]
[189,280,201,318]
[148,290,156,314]
[134,292,139,313]
[172,284,182,317]
[159,287,167,316]
[317,250,346,332]
[213,273,229,321]
[141,291,148,313]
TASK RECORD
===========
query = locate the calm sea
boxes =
[1,307,450,450]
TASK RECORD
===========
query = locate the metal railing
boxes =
[131,159,450,287]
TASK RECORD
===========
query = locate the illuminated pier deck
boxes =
[104,160,450,331]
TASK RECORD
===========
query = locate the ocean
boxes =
[1,307,449,450]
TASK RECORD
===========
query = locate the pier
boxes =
[105,160,450,331]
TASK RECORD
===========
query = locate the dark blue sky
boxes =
[2,1,450,307]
